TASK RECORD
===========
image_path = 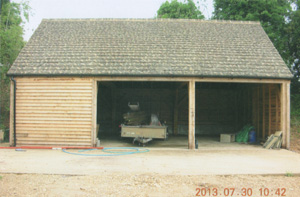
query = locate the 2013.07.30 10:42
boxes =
[195,187,287,196]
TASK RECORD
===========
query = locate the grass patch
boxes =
[285,172,294,177]
[0,175,2,180]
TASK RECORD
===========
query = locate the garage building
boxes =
[7,19,292,149]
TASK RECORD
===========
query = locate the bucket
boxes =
[249,130,256,143]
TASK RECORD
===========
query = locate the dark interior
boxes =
[96,81,281,146]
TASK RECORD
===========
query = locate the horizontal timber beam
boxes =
[15,76,290,84]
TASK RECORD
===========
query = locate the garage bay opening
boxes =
[97,81,188,148]
[96,81,282,149]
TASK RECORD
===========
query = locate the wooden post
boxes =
[188,80,196,150]
[262,85,265,139]
[92,80,98,146]
[256,86,260,138]
[276,86,279,131]
[9,81,14,146]
[173,89,179,135]
[111,87,117,133]
[281,82,287,148]
[268,85,272,135]
[286,82,290,149]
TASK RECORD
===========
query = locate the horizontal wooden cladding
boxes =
[17,137,91,142]
[16,77,92,82]
[16,111,92,115]
[17,127,91,132]
[16,92,92,97]
[16,133,91,138]
[16,97,92,101]
[16,103,92,107]
[15,77,93,146]
[16,114,91,119]
[16,89,92,93]
[16,123,92,128]
[16,106,91,110]
[17,83,93,86]
[15,141,92,146]
[17,86,92,90]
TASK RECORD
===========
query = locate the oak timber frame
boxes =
[10,76,290,149]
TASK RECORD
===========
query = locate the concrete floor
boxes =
[100,135,262,150]
[1,143,300,176]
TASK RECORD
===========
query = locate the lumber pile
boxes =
[263,131,283,149]
[123,111,149,125]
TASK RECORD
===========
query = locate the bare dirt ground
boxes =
[0,127,299,196]
[290,126,300,154]
[0,173,300,197]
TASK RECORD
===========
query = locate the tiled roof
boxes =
[7,18,293,79]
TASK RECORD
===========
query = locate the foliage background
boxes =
[0,0,29,132]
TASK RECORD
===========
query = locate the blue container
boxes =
[249,130,256,143]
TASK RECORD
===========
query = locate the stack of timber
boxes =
[263,131,283,149]
[123,111,149,125]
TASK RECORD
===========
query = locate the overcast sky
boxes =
[13,0,214,41]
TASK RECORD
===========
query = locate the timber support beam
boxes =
[281,82,290,149]
[188,80,196,150]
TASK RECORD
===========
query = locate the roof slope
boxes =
[7,19,292,79]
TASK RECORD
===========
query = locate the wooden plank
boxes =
[92,80,97,146]
[17,86,92,90]
[16,124,91,128]
[16,77,92,82]
[16,134,91,138]
[16,97,92,100]
[17,130,91,134]
[257,86,260,139]
[16,93,92,96]
[262,85,265,139]
[9,81,14,146]
[16,137,91,142]
[16,89,92,93]
[16,100,92,104]
[276,86,279,131]
[16,117,92,121]
[269,85,272,135]
[173,89,179,135]
[286,82,290,149]
[16,141,92,146]
[16,76,290,84]
[16,120,92,124]
[16,114,92,118]
[16,106,92,110]
[16,110,92,114]
[16,103,92,107]
[17,83,92,86]
[94,76,290,84]
[281,82,287,148]
[188,80,196,150]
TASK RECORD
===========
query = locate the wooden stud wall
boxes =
[13,77,93,146]
[252,84,282,141]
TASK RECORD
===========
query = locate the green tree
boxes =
[287,1,300,92]
[212,0,292,66]
[157,0,205,19]
[0,0,30,131]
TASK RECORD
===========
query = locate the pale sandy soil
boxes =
[0,173,299,197]
[290,131,300,154]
